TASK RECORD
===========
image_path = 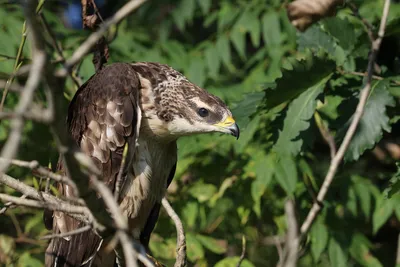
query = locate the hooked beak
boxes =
[214,116,240,140]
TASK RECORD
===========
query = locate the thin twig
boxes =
[162,197,187,267]
[300,0,392,235]
[278,200,299,267]
[57,0,148,77]
[0,194,26,214]
[39,13,81,88]
[236,235,246,267]
[0,80,24,92]
[0,157,77,191]
[0,1,47,174]
[347,2,375,42]
[40,225,92,240]
[314,112,336,159]
[0,193,86,214]
[0,21,27,111]
[338,69,400,86]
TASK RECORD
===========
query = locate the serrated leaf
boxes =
[216,35,231,68]
[250,152,275,217]
[205,45,221,77]
[274,75,330,156]
[372,196,393,234]
[342,80,395,162]
[323,17,357,52]
[329,238,348,267]
[274,154,298,195]
[265,56,335,109]
[384,162,400,198]
[196,235,227,254]
[232,92,264,128]
[298,25,337,56]
[310,218,329,262]
[262,12,282,48]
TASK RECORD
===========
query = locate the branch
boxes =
[0,16,46,174]
[236,235,246,267]
[57,0,148,77]
[162,197,187,267]
[0,157,77,191]
[40,225,92,240]
[314,112,336,159]
[0,193,86,214]
[300,0,392,235]
[278,200,299,267]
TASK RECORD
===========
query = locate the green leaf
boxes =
[262,12,282,48]
[372,196,393,234]
[250,152,275,216]
[323,17,357,52]
[352,176,372,218]
[196,234,227,254]
[17,252,43,267]
[215,256,255,267]
[274,75,330,156]
[182,202,198,228]
[342,80,395,161]
[230,27,246,59]
[232,92,264,128]
[328,238,348,267]
[186,233,205,261]
[186,57,206,87]
[383,162,400,198]
[298,25,337,57]
[265,56,335,109]
[274,154,298,195]
[216,35,232,68]
[197,0,211,14]
[189,183,217,203]
[349,233,383,267]
[205,45,221,78]
[310,218,329,262]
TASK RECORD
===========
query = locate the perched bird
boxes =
[44,62,239,266]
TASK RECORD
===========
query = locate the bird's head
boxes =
[136,63,239,141]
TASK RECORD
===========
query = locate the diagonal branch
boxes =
[300,0,392,235]
[162,197,187,267]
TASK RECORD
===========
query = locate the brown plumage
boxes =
[44,62,239,266]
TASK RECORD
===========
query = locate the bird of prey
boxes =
[44,62,239,266]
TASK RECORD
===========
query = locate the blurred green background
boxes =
[1,0,400,266]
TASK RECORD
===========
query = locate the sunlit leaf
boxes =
[311,217,329,262]
[329,238,348,267]
[274,75,330,156]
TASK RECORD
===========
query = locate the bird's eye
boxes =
[197,108,209,117]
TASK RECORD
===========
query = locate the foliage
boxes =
[1,0,400,266]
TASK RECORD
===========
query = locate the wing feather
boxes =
[45,63,142,267]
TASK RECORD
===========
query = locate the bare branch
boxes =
[162,197,187,267]
[0,194,26,214]
[236,235,246,267]
[300,0,392,235]
[58,0,148,77]
[314,112,336,159]
[0,22,47,174]
[0,193,87,214]
[0,21,27,111]
[0,80,24,92]
[0,157,77,191]
[40,225,92,240]
[278,200,299,267]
